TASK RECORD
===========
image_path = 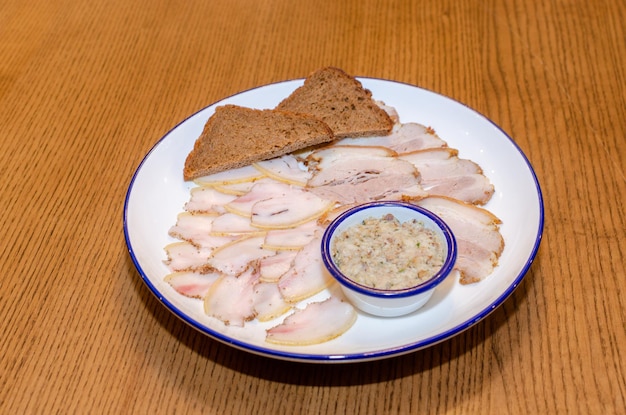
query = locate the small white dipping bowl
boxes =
[321,201,457,317]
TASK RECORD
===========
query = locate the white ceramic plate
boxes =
[124,78,544,363]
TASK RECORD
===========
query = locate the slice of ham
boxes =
[305,145,426,204]
[164,270,222,298]
[277,235,334,303]
[253,154,312,186]
[265,294,357,346]
[399,148,482,179]
[399,148,494,204]
[306,145,398,178]
[204,265,261,326]
[414,196,504,284]
[334,122,447,153]
[421,174,494,205]
[308,176,426,204]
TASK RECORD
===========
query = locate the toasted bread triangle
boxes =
[276,67,393,138]
[183,105,333,181]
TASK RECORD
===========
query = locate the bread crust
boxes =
[183,105,334,181]
[276,67,393,138]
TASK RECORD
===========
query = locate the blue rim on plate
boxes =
[123,77,544,363]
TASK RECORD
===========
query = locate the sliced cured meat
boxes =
[253,155,312,186]
[334,122,447,153]
[164,270,222,298]
[414,196,504,284]
[209,212,266,235]
[250,187,335,229]
[306,145,397,176]
[399,148,494,204]
[262,220,322,250]
[253,282,292,322]
[399,148,481,179]
[277,235,334,302]
[210,176,277,196]
[307,154,413,188]
[184,186,237,214]
[305,145,425,204]
[194,164,265,186]
[385,123,448,153]
[308,176,426,204]
[223,181,293,217]
[163,241,214,273]
[168,212,214,242]
[204,265,261,326]
[208,235,275,276]
[168,213,239,249]
[265,295,357,345]
[259,250,299,282]
[421,174,494,205]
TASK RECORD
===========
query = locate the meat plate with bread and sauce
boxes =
[124,67,544,362]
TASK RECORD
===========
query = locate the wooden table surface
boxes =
[2,0,624,413]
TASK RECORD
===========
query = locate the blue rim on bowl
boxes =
[321,201,457,298]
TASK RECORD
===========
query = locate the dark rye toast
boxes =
[183,105,334,181]
[276,67,394,138]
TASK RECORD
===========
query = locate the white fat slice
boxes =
[250,188,334,229]
[253,154,312,186]
[253,282,292,322]
[265,295,357,346]
[277,235,333,303]
[208,235,275,276]
[185,186,238,214]
[164,270,222,299]
[259,250,299,283]
[262,220,321,250]
[204,266,260,326]
[223,181,293,217]
[194,164,265,186]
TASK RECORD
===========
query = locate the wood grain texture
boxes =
[1,0,624,413]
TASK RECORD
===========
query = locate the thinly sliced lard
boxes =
[184,186,237,213]
[208,235,275,276]
[253,282,292,322]
[250,187,335,229]
[204,265,260,326]
[223,181,294,217]
[164,270,222,299]
[266,295,357,346]
[194,164,265,186]
[277,235,334,303]
[259,250,299,283]
[253,154,312,186]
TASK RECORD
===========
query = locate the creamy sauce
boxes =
[331,214,445,290]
